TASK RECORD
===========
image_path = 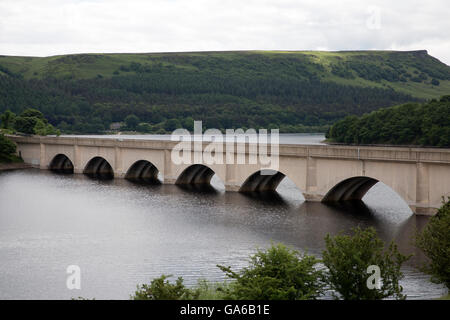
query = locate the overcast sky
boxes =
[0,0,449,64]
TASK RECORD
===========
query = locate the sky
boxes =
[0,0,449,65]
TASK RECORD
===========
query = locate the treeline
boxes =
[0,56,420,134]
[326,96,450,147]
[1,108,60,136]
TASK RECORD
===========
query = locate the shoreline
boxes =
[0,162,33,172]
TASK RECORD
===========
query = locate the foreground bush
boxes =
[217,243,324,300]
[132,275,200,300]
[131,275,229,300]
[322,227,410,300]
[416,199,450,289]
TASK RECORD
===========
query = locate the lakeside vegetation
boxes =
[416,198,450,289]
[0,133,19,163]
[1,108,60,136]
[326,96,450,147]
[128,199,449,301]
[0,108,58,163]
[1,50,449,134]
[130,227,414,300]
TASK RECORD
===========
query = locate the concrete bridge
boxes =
[9,135,450,215]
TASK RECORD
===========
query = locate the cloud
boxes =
[0,0,448,64]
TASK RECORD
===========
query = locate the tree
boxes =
[124,114,140,130]
[14,116,39,134]
[217,243,324,300]
[327,98,450,147]
[164,118,182,132]
[33,119,60,136]
[132,275,199,300]
[182,117,195,131]
[0,110,16,129]
[415,198,450,289]
[20,108,46,121]
[136,122,152,133]
[10,108,60,136]
[322,227,410,300]
[0,133,16,162]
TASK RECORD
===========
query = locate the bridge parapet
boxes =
[9,135,450,162]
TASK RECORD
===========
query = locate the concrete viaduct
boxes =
[8,135,450,215]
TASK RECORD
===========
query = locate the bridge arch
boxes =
[83,156,114,179]
[322,176,379,202]
[49,154,74,174]
[239,169,287,192]
[175,164,217,185]
[125,160,160,183]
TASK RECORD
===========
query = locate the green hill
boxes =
[326,96,450,147]
[0,50,449,133]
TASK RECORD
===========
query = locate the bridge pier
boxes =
[410,205,438,216]
[303,193,324,202]
[163,177,177,184]
[224,184,241,192]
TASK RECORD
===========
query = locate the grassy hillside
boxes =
[1,50,449,98]
[0,50,449,133]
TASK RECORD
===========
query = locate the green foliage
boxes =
[331,63,355,79]
[2,51,450,134]
[322,227,410,300]
[164,118,182,132]
[194,279,230,300]
[136,122,153,133]
[0,133,17,162]
[1,108,59,136]
[3,51,445,134]
[0,110,16,129]
[132,274,200,300]
[20,108,45,120]
[124,114,140,130]
[33,118,60,136]
[415,199,450,289]
[327,96,450,147]
[217,243,324,300]
[14,116,39,134]
[129,233,416,300]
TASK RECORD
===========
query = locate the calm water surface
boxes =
[0,134,447,300]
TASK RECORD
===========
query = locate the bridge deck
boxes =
[9,135,450,163]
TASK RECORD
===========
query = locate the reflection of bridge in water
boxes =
[9,135,450,215]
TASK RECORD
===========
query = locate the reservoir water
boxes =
[0,134,447,299]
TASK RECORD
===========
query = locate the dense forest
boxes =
[0,50,449,134]
[326,96,450,147]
